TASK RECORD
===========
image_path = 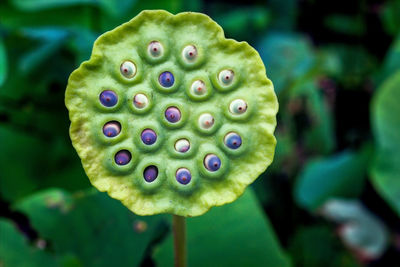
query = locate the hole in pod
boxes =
[182,45,198,62]
[218,70,234,85]
[120,61,137,79]
[229,99,247,114]
[191,80,207,95]
[224,132,242,149]
[133,93,149,109]
[204,154,221,172]
[174,139,190,153]
[115,150,131,165]
[158,71,175,87]
[103,121,121,137]
[165,107,181,123]
[148,41,163,58]
[176,168,192,185]
[141,129,157,145]
[99,90,118,107]
[198,113,214,129]
[143,165,158,183]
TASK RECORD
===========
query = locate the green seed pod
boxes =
[65,10,278,217]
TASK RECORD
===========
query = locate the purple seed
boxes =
[165,107,181,123]
[99,90,118,107]
[115,150,131,165]
[159,71,175,87]
[176,168,191,185]
[141,129,157,145]
[224,132,242,149]
[204,154,221,172]
[143,165,158,182]
[103,121,121,137]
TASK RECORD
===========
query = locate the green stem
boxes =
[172,215,187,267]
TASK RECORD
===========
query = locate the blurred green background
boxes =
[1,0,400,266]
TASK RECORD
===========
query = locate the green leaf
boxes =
[0,125,44,202]
[0,2,92,29]
[257,33,315,93]
[14,189,167,267]
[67,28,98,64]
[11,0,96,11]
[0,218,74,267]
[370,71,400,216]
[267,0,297,31]
[378,34,400,85]
[11,0,137,17]
[97,0,184,32]
[214,7,270,41]
[289,226,360,267]
[380,0,400,36]
[98,0,138,17]
[0,124,89,202]
[0,38,7,87]
[294,148,370,211]
[18,27,69,74]
[290,80,336,154]
[324,15,365,36]
[154,189,291,267]
[319,45,375,88]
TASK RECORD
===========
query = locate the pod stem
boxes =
[172,215,187,267]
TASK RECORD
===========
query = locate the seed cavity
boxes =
[175,139,190,153]
[143,165,158,182]
[218,69,234,85]
[191,80,206,95]
[224,132,242,149]
[198,113,214,129]
[120,61,137,79]
[176,168,192,185]
[182,45,197,62]
[165,107,181,123]
[159,71,175,87]
[103,121,121,137]
[141,129,157,145]
[148,41,163,58]
[99,90,118,107]
[115,150,131,165]
[204,154,221,172]
[134,93,149,109]
[229,99,247,114]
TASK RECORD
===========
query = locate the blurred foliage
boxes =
[289,225,359,267]
[370,71,400,216]
[294,147,371,211]
[154,189,290,267]
[1,0,400,266]
[0,218,74,267]
[14,189,167,267]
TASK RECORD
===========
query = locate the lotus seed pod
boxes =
[65,10,278,216]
